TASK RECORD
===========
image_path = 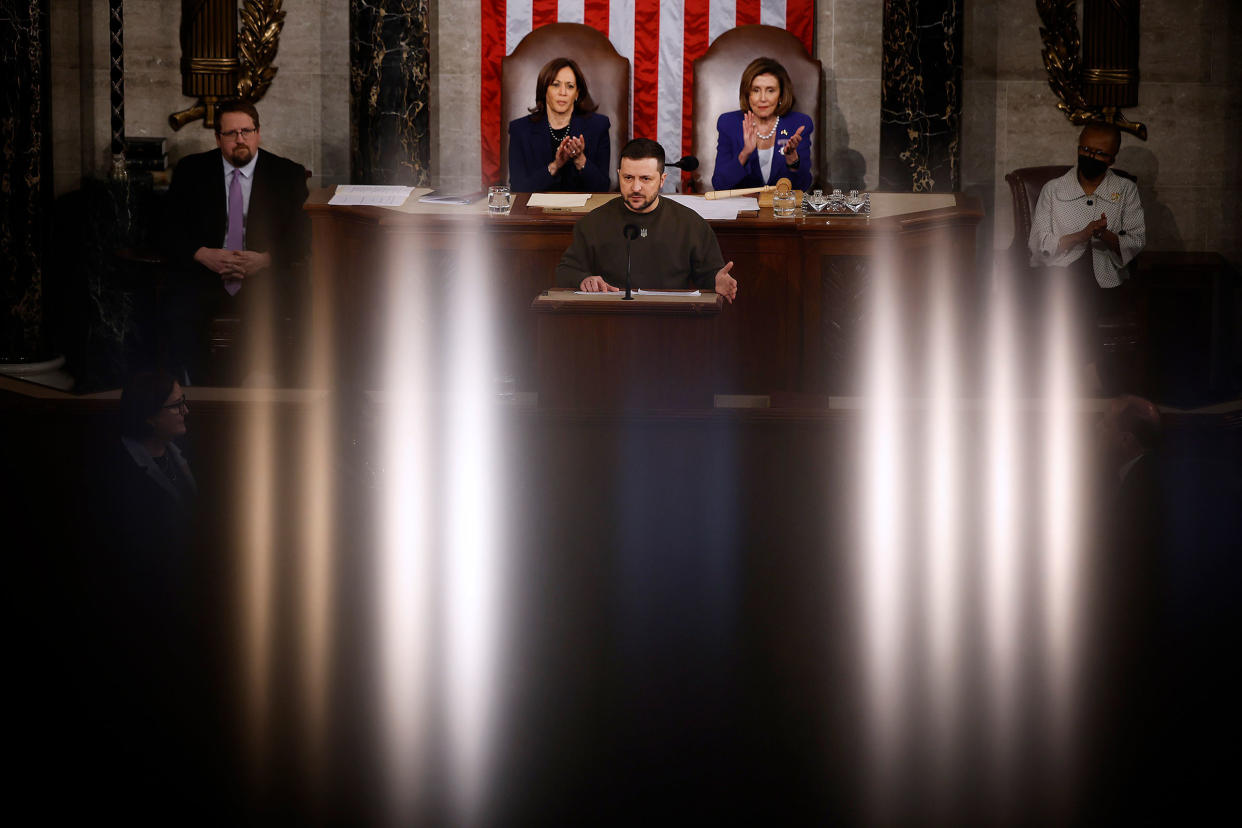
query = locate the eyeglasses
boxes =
[1078,145,1114,161]
[218,127,256,140]
[161,396,189,411]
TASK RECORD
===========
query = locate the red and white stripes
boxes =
[481,1,815,188]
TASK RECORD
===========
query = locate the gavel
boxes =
[703,178,793,201]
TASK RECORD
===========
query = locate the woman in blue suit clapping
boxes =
[711,57,813,193]
[508,57,611,192]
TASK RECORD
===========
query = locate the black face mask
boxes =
[1078,154,1109,180]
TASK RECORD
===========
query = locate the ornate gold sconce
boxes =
[1037,0,1147,140]
[169,0,286,130]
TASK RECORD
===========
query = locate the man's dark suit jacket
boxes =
[165,147,310,286]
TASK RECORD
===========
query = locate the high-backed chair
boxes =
[1005,164,1137,262]
[690,25,822,193]
[500,23,630,191]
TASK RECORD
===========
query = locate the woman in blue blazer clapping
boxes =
[508,57,611,192]
[711,57,813,193]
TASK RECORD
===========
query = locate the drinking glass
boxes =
[488,185,511,215]
[772,190,797,218]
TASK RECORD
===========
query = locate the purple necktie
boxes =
[224,169,244,295]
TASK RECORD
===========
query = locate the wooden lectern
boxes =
[532,289,724,409]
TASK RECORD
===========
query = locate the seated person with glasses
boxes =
[164,100,310,384]
[1028,122,1146,390]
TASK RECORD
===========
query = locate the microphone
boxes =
[1086,198,1093,205]
[668,155,699,172]
[622,224,640,300]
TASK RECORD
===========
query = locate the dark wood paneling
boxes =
[306,196,982,397]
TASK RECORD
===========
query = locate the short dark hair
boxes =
[528,57,598,120]
[739,57,796,116]
[120,371,177,439]
[619,138,665,172]
[216,100,260,132]
[1080,121,1121,156]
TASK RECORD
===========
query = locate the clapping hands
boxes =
[553,134,588,172]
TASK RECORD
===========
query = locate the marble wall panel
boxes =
[350,0,431,186]
[1,0,52,358]
[879,0,962,192]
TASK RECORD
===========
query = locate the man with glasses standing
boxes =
[1029,122,1146,391]
[165,100,309,384]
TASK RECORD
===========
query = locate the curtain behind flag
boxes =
[481,0,814,190]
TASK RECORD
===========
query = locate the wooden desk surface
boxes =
[306,188,979,232]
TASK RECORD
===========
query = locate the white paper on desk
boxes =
[571,289,702,297]
[329,185,414,206]
[528,193,591,207]
[665,194,758,220]
[419,190,486,204]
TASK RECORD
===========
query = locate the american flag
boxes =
[481,0,815,188]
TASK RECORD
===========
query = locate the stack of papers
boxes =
[572,289,703,297]
[418,190,486,204]
[528,193,591,208]
[328,185,413,206]
[665,194,758,220]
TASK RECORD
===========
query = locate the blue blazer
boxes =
[508,112,612,192]
[711,109,813,192]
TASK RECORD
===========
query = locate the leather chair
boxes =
[500,23,630,191]
[690,25,822,193]
[1005,164,1136,263]
[1005,164,1146,391]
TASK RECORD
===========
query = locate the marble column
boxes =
[1,0,52,360]
[879,0,962,193]
[349,0,431,186]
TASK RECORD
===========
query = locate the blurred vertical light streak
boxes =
[924,253,962,782]
[239,303,277,772]
[297,265,336,780]
[378,235,435,822]
[860,233,906,793]
[1040,274,1082,772]
[443,227,505,824]
[983,272,1022,768]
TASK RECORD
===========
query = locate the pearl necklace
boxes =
[756,115,779,140]
[549,121,572,144]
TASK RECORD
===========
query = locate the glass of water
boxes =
[772,189,797,218]
[488,185,511,215]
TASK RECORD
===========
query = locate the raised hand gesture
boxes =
[739,111,760,163]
